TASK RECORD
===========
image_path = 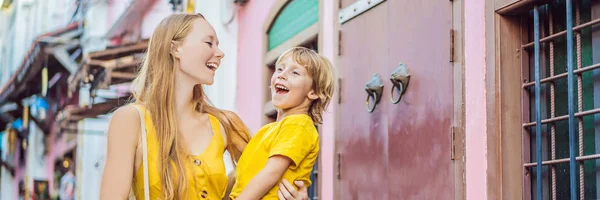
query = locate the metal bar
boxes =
[523,108,600,128]
[524,154,600,167]
[524,108,600,129]
[521,14,533,200]
[523,105,600,128]
[533,6,543,200]
[522,17,600,49]
[548,6,557,199]
[523,63,600,88]
[592,0,600,197]
[566,0,578,199]
[575,1,584,198]
[338,0,386,24]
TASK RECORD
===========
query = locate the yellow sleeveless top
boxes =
[131,105,229,199]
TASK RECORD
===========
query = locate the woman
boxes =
[100,13,307,199]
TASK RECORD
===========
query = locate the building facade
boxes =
[0,0,82,199]
[2,0,600,200]
[0,0,239,199]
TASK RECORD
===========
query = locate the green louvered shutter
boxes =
[267,0,319,51]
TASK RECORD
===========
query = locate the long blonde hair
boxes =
[130,13,251,199]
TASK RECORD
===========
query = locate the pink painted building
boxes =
[236,0,600,199]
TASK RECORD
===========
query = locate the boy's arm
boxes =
[234,156,291,200]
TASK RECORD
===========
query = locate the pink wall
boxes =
[44,132,77,196]
[319,0,336,199]
[236,0,277,132]
[44,133,62,196]
[464,0,488,199]
[11,142,25,199]
[236,1,336,199]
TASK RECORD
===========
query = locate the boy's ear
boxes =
[307,90,319,100]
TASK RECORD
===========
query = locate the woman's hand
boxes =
[277,179,309,200]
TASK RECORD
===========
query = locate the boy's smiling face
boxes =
[271,56,319,110]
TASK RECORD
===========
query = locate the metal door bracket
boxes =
[390,63,410,104]
[336,153,342,179]
[338,78,343,104]
[339,0,386,24]
[338,30,342,56]
[450,29,455,62]
[366,74,384,113]
[451,126,456,160]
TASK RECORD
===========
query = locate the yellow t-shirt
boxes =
[230,114,319,199]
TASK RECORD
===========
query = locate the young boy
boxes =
[229,47,335,200]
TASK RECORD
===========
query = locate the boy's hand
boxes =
[277,180,309,200]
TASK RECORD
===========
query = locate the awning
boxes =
[55,96,131,134]
[68,39,148,98]
[0,22,81,103]
[0,22,82,129]
[60,39,148,134]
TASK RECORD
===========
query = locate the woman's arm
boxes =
[219,110,247,200]
[100,106,141,200]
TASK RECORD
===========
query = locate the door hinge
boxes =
[336,153,342,179]
[338,30,342,56]
[451,126,456,160]
[337,78,342,104]
[450,29,455,62]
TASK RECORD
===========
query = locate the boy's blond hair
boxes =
[275,47,335,124]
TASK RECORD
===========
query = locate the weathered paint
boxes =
[337,0,456,198]
[385,0,454,198]
[465,0,488,199]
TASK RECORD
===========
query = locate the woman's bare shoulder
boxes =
[107,105,142,141]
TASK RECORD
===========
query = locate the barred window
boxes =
[521,0,600,199]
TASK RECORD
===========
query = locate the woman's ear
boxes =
[171,41,180,59]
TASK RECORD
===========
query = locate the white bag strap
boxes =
[133,105,150,200]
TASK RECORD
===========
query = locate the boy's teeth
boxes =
[276,85,288,90]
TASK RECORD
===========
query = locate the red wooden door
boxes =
[338,0,454,199]
[338,0,390,199]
